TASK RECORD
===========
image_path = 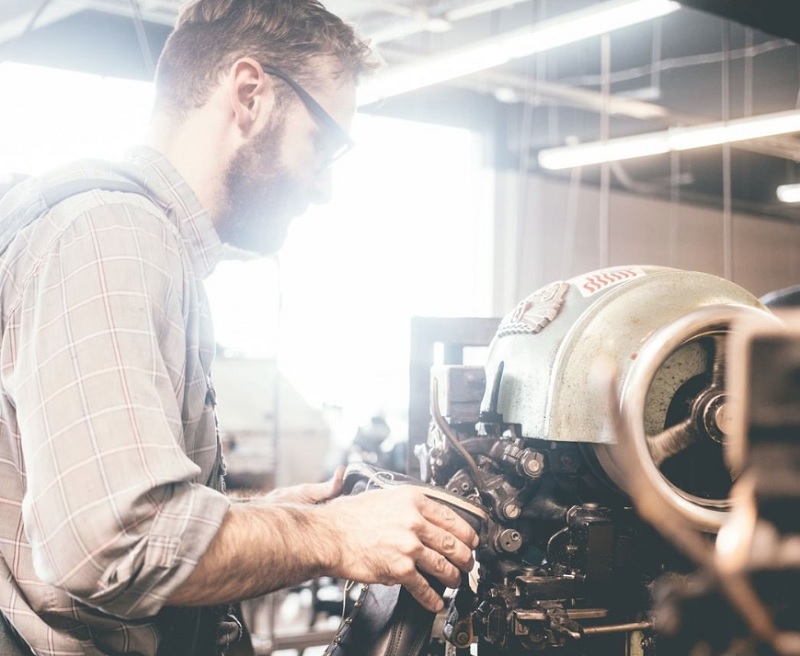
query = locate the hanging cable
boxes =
[512,0,542,299]
[650,18,663,96]
[527,0,546,290]
[599,32,611,269]
[128,0,156,78]
[721,22,733,281]
[669,151,680,267]
[796,41,800,109]
[560,164,582,278]
[540,0,559,148]
[551,4,584,280]
[744,28,753,117]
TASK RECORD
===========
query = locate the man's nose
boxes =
[310,168,333,205]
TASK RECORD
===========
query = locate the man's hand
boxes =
[256,466,345,506]
[321,486,479,613]
[167,470,477,610]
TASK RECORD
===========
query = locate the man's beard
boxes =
[216,116,308,255]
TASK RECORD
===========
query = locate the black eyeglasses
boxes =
[260,63,355,167]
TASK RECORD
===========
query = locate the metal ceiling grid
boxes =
[0,0,799,220]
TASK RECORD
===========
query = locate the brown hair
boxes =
[154,0,376,115]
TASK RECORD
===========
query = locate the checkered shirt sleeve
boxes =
[1,192,231,625]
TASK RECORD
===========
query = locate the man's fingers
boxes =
[298,468,345,504]
[402,570,445,613]
[324,466,345,499]
[327,486,481,609]
[417,523,475,573]
[260,468,345,506]
[415,546,462,589]
[419,496,480,549]
[416,501,477,571]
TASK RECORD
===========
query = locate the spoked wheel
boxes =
[646,332,733,506]
[594,305,775,532]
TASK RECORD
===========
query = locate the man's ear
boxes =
[229,58,276,137]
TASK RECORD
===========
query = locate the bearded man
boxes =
[0,2,478,654]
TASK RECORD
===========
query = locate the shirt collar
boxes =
[124,146,223,279]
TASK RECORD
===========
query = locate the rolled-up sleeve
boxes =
[8,199,231,619]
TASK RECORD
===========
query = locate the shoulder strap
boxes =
[0,177,149,258]
[40,179,146,209]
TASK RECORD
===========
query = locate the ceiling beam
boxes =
[365,0,533,45]
[0,0,179,51]
[0,0,85,47]
[60,0,178,26]
[443,66,800,164]
[677,0,800,44]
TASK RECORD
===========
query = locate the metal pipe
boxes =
[582,620,653,636]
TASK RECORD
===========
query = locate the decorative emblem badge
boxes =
[497,281,570,338]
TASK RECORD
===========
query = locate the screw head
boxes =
[502,501,521,519]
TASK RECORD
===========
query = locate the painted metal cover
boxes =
[481,265,765,443]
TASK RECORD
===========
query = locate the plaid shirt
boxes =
[0,147,232,655]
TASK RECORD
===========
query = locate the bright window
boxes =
[277,114,495,424]
[0,62,153,175]
[0,63,495,438]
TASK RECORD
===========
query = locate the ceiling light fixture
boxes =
[777,184,800,204]
[358,0,680,106]
[538,109,800,170]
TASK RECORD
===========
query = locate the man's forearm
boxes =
[167,501,338,606]
[166,485,479,613]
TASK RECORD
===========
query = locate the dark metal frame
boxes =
[407,316,501,477]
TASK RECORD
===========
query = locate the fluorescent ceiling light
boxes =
[777,184,800,204]
[359,0,680,106]
[538,109,800,170]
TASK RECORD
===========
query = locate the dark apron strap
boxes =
[39,179,145,209]
[0,177,148,258]
[0,612,34,656]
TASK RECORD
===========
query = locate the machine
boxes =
[337,265,800,656]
